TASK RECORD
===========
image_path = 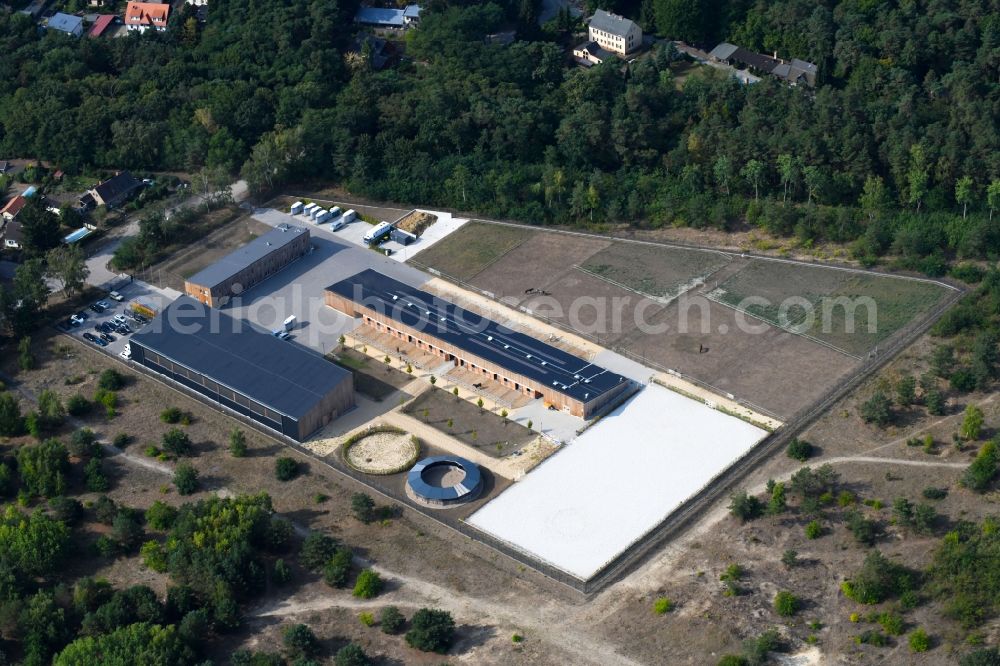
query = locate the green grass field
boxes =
[711,261,950,356]
[581,243,730,300]
[409,221,534,282]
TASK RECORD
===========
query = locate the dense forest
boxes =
[0,0,998,274]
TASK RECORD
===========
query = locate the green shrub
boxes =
[653,597,674,614]
[405,608,455,654]
[922,486,948,500]
[17,438,70,497]
[773,591,799,617]
[335,643,370,666]
[66,394,92,417]
[877,611,904,636]
[805,520,823,539]
[909,628,931,652]
[860,390,893,426]
[141,540,167,572]
[300,532,339,571]
[729,491,764,522]
[351,492,375,523]
[161,428,192,457]
[145,500,178,530]
[173,463,198,495]
[717,656,748,666]
[323,548,353,588]
[841,551,916,605]
[353,569,383,599]
[0,392,24,436]
[962,441,998,492]
[282,624,319,659]
[93,389,117,419]
[380,605,405,634]
[48,496,83,525]
[229,428,247,457]
[786,438,814,461]
[275,457,298,481]
[273,558,291,585]
[358,612,375,627]
[98,368,125,391]
[84,458,110,492]
[855,629,888,647]
[160,407,183,424]
[112,433,130,448]
[68,427,100,458]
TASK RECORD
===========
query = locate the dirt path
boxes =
[820,455,967,469]
[252,563,645,666]
[91,410,641,665]
[865,391,1000,455]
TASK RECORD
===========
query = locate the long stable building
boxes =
[129,296,354,441]
[185,224,310,307]
[326,270,629,418]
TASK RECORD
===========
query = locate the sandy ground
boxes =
[3,323,988,664]
[344,431,419,473]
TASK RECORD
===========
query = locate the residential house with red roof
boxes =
[124,1,170,33]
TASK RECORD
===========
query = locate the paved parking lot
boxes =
[59,280,181,357]
[223,209,432,356]
[278,204,469,264]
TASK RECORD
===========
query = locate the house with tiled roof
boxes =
[124,1,170,33]
[1,195,27,222]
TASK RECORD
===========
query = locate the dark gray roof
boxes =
[709,42,739,61]
[130,295,351,419]
[576,41,614,61]
[408,456,482,501]
[326,270,629,404]
[92,171,142,204]
[589,9,635,37]
[186,224,309,289]
[3,219,24,244]
[730,47,779,73]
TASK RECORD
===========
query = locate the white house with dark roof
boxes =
[573,41,614,67]
[587,9,641,56]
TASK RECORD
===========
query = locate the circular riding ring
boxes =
[405,455,483,508]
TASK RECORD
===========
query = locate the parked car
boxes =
[115,323,132,335]
[119,349,131,360]
[96,322,112,333]
[89,303,105,314]
[113,314,129,325]
[76,311,89,320]
[92,337,107,347]
[82,332,97,343]
[109,291,124,302]
[99,332,115,343]
[70,314,85,326]
[96,300,111,310]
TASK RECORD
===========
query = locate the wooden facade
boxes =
[325,291,627,418]
[130,339,353,441]
[185,230,310,307]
